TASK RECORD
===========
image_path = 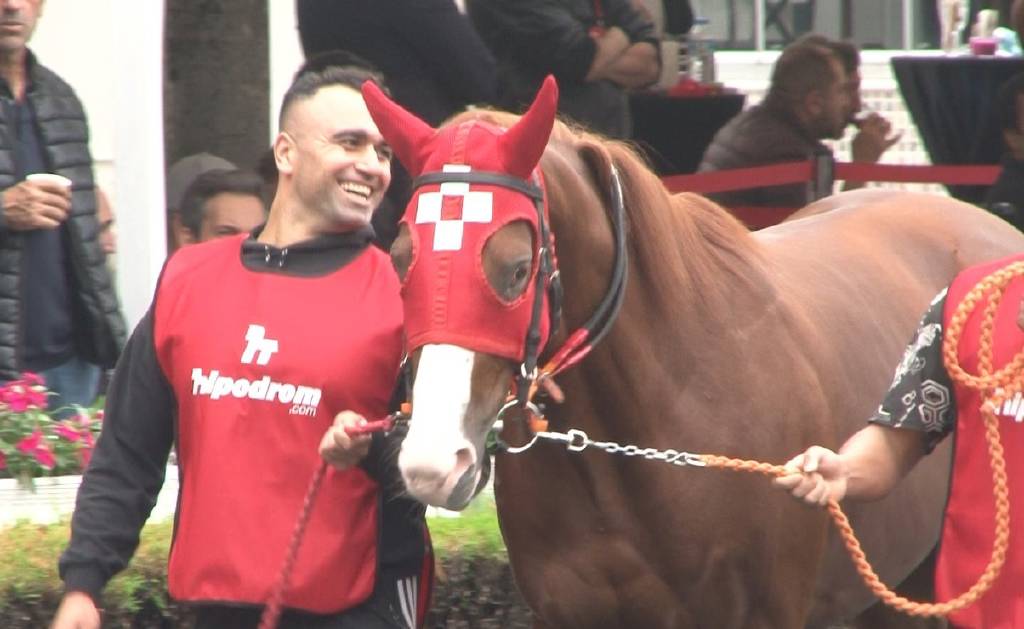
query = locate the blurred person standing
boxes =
[984,72,1024,232]
[0,0,124,408]
[467,0,660,139]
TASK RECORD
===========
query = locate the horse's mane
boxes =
[446,109,768,314]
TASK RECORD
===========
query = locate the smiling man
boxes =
[53,66,431,629]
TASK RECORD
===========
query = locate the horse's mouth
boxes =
[402,458,481,510]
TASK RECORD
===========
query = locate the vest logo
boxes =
[190,324,321,417]
[241,324,278,365]
[998,392,1024,423]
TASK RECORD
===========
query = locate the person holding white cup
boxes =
[0,0,125,416]
[2,173,71,230]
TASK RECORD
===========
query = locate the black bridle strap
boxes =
[540,166,628,377]
[414,171,544,202]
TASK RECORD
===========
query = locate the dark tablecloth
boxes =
[892,55,1024,203]
[629,92,746,175]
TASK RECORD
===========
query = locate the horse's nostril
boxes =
[453,446,476,479]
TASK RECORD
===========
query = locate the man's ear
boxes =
[274,132,295,176]
[171,213,196,247]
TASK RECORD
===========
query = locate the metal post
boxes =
[902,0,915,50]
[755,0,766,51]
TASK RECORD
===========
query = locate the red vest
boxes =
[153,236,403,614]
[937,253,1024,628]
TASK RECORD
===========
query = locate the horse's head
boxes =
[363,77,562,509]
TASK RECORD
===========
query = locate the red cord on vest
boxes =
[258,417,394,629]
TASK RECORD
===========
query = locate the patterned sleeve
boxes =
[868,288,957,452]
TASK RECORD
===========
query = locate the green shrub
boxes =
[0,498,532,627]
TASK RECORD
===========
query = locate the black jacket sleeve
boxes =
[58,308,176,599]
[471,0,599,83]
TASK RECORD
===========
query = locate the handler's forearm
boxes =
[600,42,659,88]
[838,423,927,501]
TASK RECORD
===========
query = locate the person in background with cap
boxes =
[172,169,268,246]
[164,151,236,252]
[0,0,124,410]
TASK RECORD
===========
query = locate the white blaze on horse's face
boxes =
[399,343,482,509]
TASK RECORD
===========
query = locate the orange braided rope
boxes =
[702,264,1020,617]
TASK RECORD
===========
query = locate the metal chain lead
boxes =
[503,426,707,467]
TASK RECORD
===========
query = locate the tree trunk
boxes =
[164,0,269,173]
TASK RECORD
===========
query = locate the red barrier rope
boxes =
[662,161,813,194]
[662,160,1001,195]
[836,162,1001,185]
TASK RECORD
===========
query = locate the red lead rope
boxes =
[258,416,396,629]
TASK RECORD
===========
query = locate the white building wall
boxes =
[34,0,167,331]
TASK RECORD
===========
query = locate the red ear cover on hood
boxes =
[361,80,436,177]
[500,75,559,179]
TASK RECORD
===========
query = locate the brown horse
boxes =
[363,80,1024,628]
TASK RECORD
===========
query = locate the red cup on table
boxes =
[969,36,998,55]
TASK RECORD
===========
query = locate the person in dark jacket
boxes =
[296,0,497,251]
[0,0,125,408]
[468,0,660,139]
[698,37,899,217]
[52,65,432,629]
[984,72,1024,232]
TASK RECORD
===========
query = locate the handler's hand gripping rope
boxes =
[258,414,397,629]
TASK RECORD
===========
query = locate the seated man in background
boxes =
[698,37,899,215]
[984,71,1024,232]
[172,169,267,246]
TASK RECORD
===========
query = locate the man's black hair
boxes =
[278,60,388,130]
[178,169,265,237]
[765,41,841,110]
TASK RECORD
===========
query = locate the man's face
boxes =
[814,59,853,140]
[280,85,392,232]
[0,0,42,54]
[844,69,862,123]
[198,192,266,241]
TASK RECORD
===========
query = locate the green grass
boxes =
[428,493,507,558]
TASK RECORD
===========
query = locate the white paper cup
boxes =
[27,173,72,189]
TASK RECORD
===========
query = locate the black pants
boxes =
[192,570,419,629]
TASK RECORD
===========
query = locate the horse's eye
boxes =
[490,259,532,301]
[509,261,531,293]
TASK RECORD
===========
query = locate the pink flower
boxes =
[16,430,56,470]
[0,450,6,470]
[21,372,44,387]
[54,422,84,442]
[2,384,30,412]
